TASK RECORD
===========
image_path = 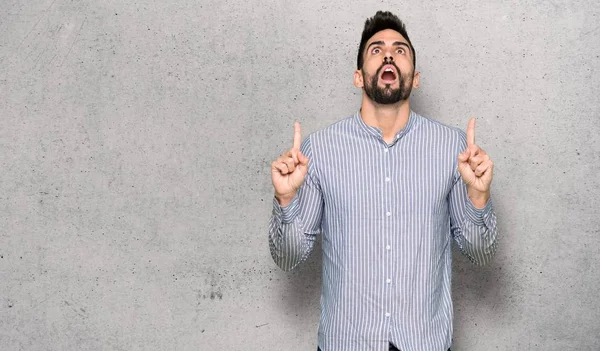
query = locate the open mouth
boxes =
[380,65,397,83]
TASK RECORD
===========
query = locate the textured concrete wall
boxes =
[1,0,599,350]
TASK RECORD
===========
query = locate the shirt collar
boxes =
[353,109,418,145]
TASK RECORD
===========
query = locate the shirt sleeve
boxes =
[448,131,499,266]
[268,137,324,271]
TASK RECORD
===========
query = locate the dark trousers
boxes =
[317,345,450,351]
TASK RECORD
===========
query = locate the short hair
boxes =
[357,11,416,70]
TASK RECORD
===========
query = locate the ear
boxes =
[412,71,420,88]
[353,69,364,88]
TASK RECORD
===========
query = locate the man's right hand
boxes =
[271,122,309,207]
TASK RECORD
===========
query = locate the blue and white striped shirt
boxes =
[269,110,498,351]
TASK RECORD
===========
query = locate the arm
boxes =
[450,119,499,265]
[269,133,324,271]
[449,166,498,266]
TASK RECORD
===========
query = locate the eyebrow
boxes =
[366,40,411,53]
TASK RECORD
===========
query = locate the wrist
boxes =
[275,193,296,207]
[467,188,490,209]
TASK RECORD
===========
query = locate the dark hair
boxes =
[357,11,416,70]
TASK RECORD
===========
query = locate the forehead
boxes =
[366,29,408,46]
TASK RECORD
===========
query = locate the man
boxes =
[269,11,498,351]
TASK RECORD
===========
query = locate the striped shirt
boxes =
[269,110,498,351]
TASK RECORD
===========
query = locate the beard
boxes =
[362,62,413,105]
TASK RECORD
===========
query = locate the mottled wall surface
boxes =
[1,0,599,350]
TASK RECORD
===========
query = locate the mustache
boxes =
[376,61,402,77]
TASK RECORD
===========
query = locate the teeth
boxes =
[385,68,393,72]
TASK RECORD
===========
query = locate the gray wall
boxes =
[1,0,599,350]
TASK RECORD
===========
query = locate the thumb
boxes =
[458,149,469,162]
[298,151,309,166]
[297,152,310,176]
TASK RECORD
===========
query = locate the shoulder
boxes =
[412,112,467,146]
[313,115,356,138]
[415,112,464,136]
[299,115,355,179]
[302,114,356,147]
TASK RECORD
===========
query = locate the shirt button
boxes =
[385,177,390,182]
[386,212,391,217]
[385,312,390,317]
[386,278,392,284]
[386,245,391,250]
[384,148,389,153]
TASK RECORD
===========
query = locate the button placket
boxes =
[383,144,393,324]
[384,146,390,217]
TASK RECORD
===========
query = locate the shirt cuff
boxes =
[272,196,300,224]
[464,197,494,226]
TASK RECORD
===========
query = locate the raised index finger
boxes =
[467,117,476,146]
[293,121,302,150]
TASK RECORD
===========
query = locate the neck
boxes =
[360,95,412,144]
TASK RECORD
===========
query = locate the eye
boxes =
[397,48,406,54]
[372,48,381,54]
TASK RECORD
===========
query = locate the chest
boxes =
[317,137,456,218]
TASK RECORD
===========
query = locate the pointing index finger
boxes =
[293,121,302,150]
[467,117,476,146]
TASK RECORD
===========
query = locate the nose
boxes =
[384,55,394,63]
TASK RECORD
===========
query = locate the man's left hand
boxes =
[458,118,494,209]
